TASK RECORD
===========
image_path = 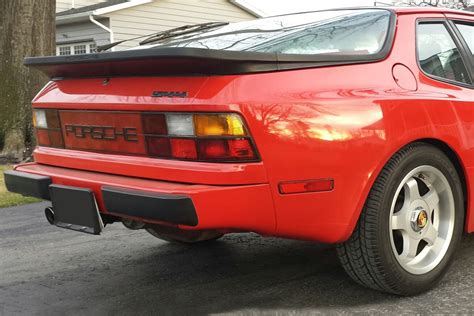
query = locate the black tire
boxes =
[146,224,223,244]
[337,143,464,295]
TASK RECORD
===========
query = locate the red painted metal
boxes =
[15,9,474,243]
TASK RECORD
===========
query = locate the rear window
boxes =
[417,23,471,85]
[455,22,474,55]
[149,9,393,58]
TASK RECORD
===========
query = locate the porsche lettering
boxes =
[64,125,139,142]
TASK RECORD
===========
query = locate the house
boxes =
[55,0,261,55]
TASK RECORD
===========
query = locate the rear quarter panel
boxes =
[208,12,473,242]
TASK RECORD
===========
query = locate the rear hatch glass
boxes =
[142,9,392,58]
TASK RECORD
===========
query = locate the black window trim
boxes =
[415,18,474,90]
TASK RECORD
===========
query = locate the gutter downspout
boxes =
[89,14,115,51]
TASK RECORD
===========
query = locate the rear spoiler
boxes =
[23,47,385,78]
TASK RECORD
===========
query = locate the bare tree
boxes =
[392,0,470,9]
[0,0,55,160]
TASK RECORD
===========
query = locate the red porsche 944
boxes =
[5,7,473,295]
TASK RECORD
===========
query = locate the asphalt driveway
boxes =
[1,201,474,315]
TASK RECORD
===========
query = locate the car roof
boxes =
[271,7,474,19]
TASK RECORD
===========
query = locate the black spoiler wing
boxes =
[23,47,381,78]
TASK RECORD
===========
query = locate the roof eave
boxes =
[92,0,152,15]
[56,0,153,24]
[56,11,92,25]
[228,0,265,17]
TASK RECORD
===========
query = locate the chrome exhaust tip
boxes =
[44,207,55,225]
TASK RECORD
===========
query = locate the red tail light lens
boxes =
[48,130,65,148]
[170,139,197,159]
[143,114,167,135]
[36,129,51,147]
[228,139,255,159]
[197,139,228,160]
[45,110,61,129]
[196,139,256,161]
[146,137,171,158]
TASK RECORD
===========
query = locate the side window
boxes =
[417,23,471,85]
[454,22,474,56]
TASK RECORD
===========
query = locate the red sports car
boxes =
[4,7,473,295]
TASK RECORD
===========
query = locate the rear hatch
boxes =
[26,8,394,185]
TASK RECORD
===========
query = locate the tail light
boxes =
[33,109,64,148]
[143,113,259,162]
[32,109,259,163]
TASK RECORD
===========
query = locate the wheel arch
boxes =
[346,137,470,241]
[336,137,468,295]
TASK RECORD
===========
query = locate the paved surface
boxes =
[2,202,474,315]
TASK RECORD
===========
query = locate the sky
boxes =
[240,0,473,16]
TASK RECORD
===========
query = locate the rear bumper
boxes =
[102,186,197,226]
[34,147,267,185]
[4,170,52,200]
[5,163,276,233]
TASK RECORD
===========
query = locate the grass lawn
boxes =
[0,165,41,208]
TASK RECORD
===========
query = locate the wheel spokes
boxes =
[430,236,446,255]
[391,211,408,231]
[404,178,421,201]
[423,225,438,246]
[423,188,440,212]
[400,234,419,263]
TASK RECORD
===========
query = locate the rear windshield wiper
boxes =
[139,22,229,45]
[97,22,228,52]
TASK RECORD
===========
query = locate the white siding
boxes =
[56,0,107,13]
[104,0,255,50]
[57,0,73,12]
[56,19,111,47]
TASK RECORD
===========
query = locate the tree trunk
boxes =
[0,0,55,160]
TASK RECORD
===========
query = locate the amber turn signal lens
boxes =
[194,114,246,136]
[32,112,37,128]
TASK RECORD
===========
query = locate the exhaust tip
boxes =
[122,219,146,230]
[45,207,55,225]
